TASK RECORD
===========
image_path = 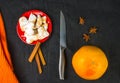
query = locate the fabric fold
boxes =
[0,13,13,69]
[0,13,19,83]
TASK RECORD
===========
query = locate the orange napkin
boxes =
[0,13,19,83]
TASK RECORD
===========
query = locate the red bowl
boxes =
[16,10,52,45]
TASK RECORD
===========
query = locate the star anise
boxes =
[89,26,97,34]
[83,33,90,42]
[79,17,85,25]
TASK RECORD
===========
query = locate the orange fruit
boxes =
[72,45,108,80]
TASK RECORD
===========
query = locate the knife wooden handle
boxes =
[59,46,65,80]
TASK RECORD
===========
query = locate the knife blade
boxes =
[59,11,67,80]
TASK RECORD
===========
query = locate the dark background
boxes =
[0,0,120,83]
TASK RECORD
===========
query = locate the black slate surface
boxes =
[0,0,120,83]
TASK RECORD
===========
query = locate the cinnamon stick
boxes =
[35,53,42,74]
[38,47,46,66]
[28,42,41,62]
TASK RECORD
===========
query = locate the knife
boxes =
[59,11,67,80]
